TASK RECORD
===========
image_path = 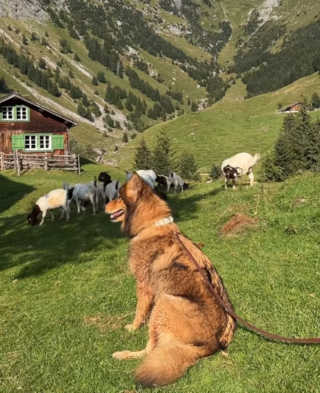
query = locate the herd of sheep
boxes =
[27,152,260,226]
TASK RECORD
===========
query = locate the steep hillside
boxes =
[1,0,320,163]
[118,72,320,171]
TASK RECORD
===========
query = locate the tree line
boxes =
[231,21,320,97]
[135,131,200,181]
[262,106,320,181]
[45,0,229,100]
[0,40,60,97]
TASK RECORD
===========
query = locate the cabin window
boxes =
[16,106,29,121]
[1,105,30,121]
[2,106,14,120]
[39,135,51,150]
[24,135,37,150]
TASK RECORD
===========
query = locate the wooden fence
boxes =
[0,151,80,175]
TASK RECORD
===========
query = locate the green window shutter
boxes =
[52,135,64,149]
[11,135,25,150]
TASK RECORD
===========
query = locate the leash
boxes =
[176,233,320,344]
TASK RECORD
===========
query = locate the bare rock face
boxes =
[0,0,48,21]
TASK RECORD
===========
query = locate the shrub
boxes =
[210,164,221,180]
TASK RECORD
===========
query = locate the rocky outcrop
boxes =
[0,0,47,21]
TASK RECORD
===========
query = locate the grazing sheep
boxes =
[126,170,167,200]
[221,152,260,190]
[27,189,70,226]
[167,171,189,193]
[67,178,98,214]
[126,170,157,189]
[156,174,170,189]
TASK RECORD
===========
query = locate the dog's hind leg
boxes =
[113,307,158,360]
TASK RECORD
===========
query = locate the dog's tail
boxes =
[135,341,202,387]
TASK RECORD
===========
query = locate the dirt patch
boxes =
[220,214,258,238]
[84,313,131,333]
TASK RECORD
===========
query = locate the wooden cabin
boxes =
[0,92,77,155]
[280,103,302,113]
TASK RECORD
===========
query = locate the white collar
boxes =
[154,216,174,226]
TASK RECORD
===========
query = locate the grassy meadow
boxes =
[1,161,320,392]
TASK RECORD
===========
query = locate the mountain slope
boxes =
[117,72,320,171]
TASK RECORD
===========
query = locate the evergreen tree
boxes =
[105,114,115,128]
[35,69,42,86]
[191,102,198,112]
[54,67,60,83]
[41,72,49,90]
[68,69,74,78]
[0,76,8,93]
[125,99,133,111]
[311,92,320,108]
[92,76,98,86]
[179,151,200,180]
[74,53,80,62]
[116,99,123,110]
[22,35,28,45]
[273,132,295,181]
[77,103,87,118]
[27,64,36,81]
[39,58,46,69]
[82,94,89,107]
[122,132,129,143]
[50,81,60,98]
[31,32,38,42]
[291,106,311,170]
[135,138,153,170]
[97,71,106,83]
[18,56,29,75]
[152,130,171,175]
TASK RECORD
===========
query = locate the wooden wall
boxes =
[0,98,69,155]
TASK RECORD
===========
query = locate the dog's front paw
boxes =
[112,350,131,360]
[125,324,137,332]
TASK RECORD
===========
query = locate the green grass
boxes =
[118,72,320,172]
[1,162,320,392]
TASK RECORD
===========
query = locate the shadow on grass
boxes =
[169,185,224,223]
[0,210,124,279]
[0,174,35,214]
[0,181,224,279]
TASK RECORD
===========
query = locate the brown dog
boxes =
[105,173,236,387]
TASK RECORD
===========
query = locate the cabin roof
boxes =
[0,92,78,128]
[285,102,301,108]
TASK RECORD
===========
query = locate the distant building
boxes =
[279,102,315,114]
[280,103,303,113]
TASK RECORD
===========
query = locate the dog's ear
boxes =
[130,173,143,194]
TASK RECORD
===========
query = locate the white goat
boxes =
[221,152,260,189]
[167,171,189,193]
[27,189,70,226]
[126,170,157,189]
[67,178,98,214]
[105,180,121,202]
